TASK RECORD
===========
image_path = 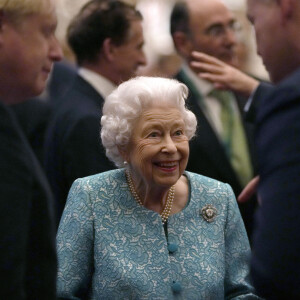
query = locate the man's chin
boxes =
[29,82,47,99]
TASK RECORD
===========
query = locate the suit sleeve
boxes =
[57,179,94,299]
[244,82,274,123]
[0,106,32,298]
[223,184,261,299]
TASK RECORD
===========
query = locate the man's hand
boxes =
[238,176,260,204]
[190,51,259,97]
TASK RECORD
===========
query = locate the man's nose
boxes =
[224,27,237,46]
[50,36,63,62]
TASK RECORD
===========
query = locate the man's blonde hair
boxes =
[0,0,53,24]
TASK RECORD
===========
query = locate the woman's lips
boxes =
[155,161,178,172]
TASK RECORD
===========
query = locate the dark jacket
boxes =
[44,75,115,226]
[0,102,56,299]
[251,68,300,299]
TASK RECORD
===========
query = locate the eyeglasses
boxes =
[205,20,241,38]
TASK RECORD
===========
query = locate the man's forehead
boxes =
[186,0,229,13]
[188,1,234,29]
[124,19,143,42]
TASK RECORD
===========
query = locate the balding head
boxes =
[171,0,238,66]
[185,0,227,18]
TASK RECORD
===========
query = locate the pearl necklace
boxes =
[125,170,175,224]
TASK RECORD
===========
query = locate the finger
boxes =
[238,176,260,203]
[190,61,223,74]
[191,51,224,66]
[214,82,228,90]
[197,72,227,84]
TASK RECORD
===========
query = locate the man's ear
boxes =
[172,31,193,58]
[102,37,116,62]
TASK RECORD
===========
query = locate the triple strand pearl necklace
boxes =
[125,170,175,224]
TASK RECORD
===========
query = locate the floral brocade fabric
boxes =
[56,169,260,299]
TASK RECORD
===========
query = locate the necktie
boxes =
[209,89,253,187]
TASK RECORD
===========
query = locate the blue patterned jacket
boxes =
[57,169,260,299]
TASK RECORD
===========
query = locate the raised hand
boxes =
[238,176,260,204]
[190,51,259,97]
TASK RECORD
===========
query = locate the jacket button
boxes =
[171,281,182,293]
[168,243,178,253]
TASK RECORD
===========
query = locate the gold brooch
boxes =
[201,204,217,222]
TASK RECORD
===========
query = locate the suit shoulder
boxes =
[49,84,103,132]
[58,92,102,116]
[258,69,300,122]
[55,76,104,114]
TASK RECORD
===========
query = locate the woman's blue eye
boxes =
[174,130,183,136]
[149,132,158,137]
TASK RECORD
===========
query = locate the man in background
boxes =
[246,0,300,297]
[44,0,147,225]
[0,0,62,298]
[170,0,258,238]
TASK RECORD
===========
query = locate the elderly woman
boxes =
[56,77,259,299]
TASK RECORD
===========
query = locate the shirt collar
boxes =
[182,63,214,97]
[78,67,116,98]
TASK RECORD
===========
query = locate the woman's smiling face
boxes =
[124,105,189,189]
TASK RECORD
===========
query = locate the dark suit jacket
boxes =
[0,102,56,299]
[251,68,300,299]
[175,70,257,237]
[48,60,77,107]
[245,81,274,123]
[11,98,52,164]
[44,75,115,225]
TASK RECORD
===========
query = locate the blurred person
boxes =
[170,0,258,239]
[0,0,62,298]
[188,53,274,205]
[48,59,77,105]
[11,97,53,164]
[245,0,300,298]
[56,76,260,299]
[10,60,77,165]
[44,0,147,226]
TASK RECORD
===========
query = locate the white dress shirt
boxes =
[182,64,241,139]
[78,67,116,98]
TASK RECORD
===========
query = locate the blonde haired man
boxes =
[0,0,62,298]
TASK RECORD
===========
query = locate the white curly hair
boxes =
[101,76,197,167]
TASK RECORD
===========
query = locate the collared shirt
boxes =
[78,67,116,98]
[244,86,257,113]
[182,63,241,138]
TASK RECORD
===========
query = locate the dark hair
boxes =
[170,1,191,36]
[67,0,142,65]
